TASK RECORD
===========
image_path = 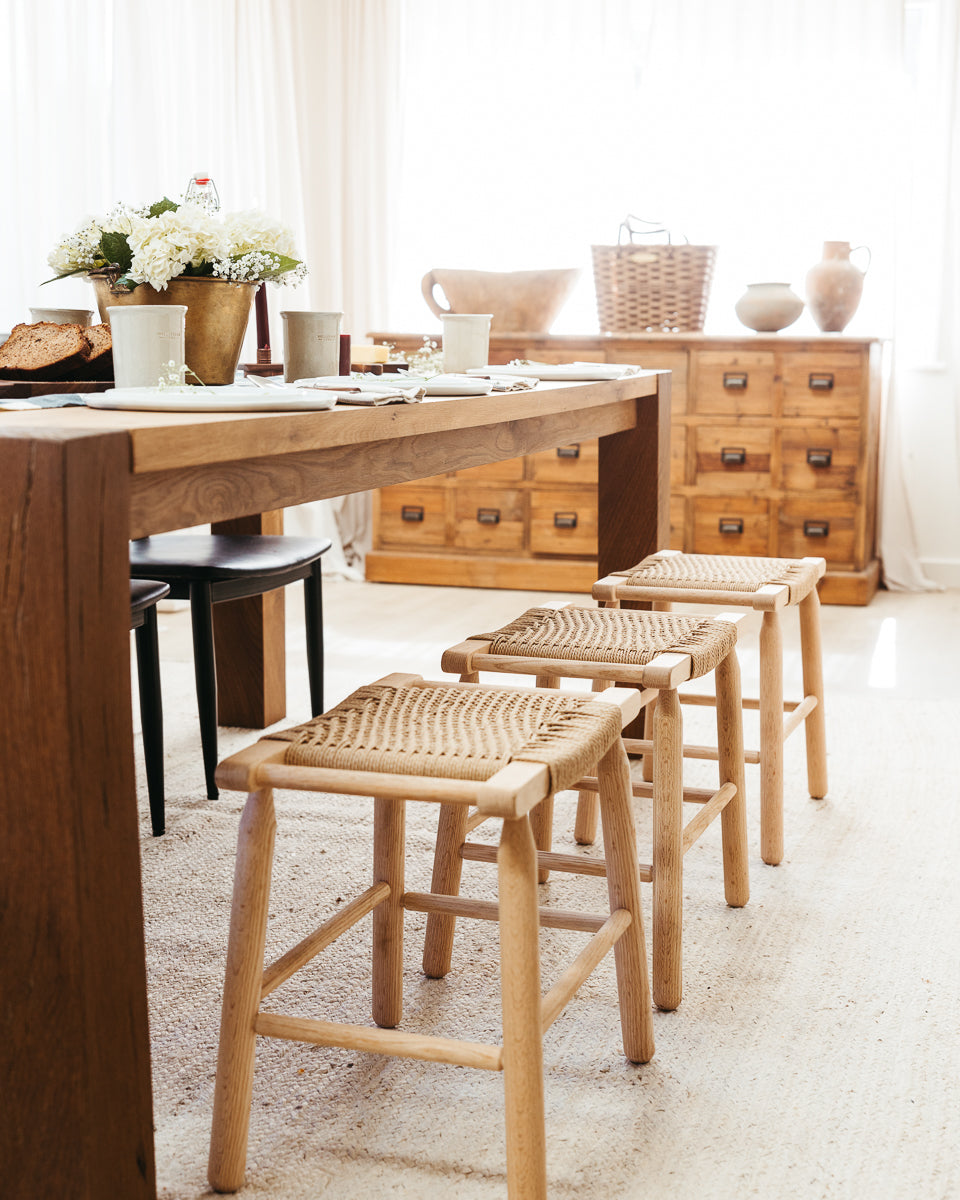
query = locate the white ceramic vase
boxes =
[734,282,805,333]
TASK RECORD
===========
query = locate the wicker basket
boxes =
[592,218,717,334]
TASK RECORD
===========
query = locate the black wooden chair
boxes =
[130,579,170,836]
[129,534,332,800]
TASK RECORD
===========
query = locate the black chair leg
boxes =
[135,607,166,836]
[190,580,220,800]
[304,559,325,716]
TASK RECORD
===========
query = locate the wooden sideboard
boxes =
[367,332,885,605]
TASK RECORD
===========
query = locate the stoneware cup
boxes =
[29,307,94,326]
[441,313,492,373]
[107,305,186,389]
[282,311,344,382]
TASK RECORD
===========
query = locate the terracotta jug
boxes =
[805,241,871,333]
[421,267,580,333]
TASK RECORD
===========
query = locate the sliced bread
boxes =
[0,322,92,380]
[73,323,114,380]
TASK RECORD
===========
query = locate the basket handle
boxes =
[618,215,690,247]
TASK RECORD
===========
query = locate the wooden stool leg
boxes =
[652,687,683,1011]
[135,605,166,837]
[498,816,547,1200]
[640,601,670,784]
[303,560,324,717]
[373,797,405,1029]
[422,803,470,978]
[574,678,611,846]
[759,610,785,866]
[209,788,277,1193]
[799,589,828,799]
[597,741,655,1063]
[532,675,559,880]
[715,652,750,908]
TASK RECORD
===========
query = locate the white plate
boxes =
[468,362,641,382]
[400,374,495,396]
[86,386,338,413]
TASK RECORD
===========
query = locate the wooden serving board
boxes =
[0,379,113,399]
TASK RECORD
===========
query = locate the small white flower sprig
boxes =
[392,336,444,377]
[45,194,307,292]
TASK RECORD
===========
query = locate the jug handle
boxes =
[851,245,872,274]
[421,271,451,319]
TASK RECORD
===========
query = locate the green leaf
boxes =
[99,231,132,273]
[148,197,179,218]
[255,253,301,279]
[39,266,88,286]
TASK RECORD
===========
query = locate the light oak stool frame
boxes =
[594,549,828,866]
[207,674,654,1200]
[427,605,749,1012]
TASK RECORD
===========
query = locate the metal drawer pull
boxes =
[806,448,833,467]
[476,508,501,525]
[718,518,744,535]
[720,447,746,465]
[723,372,748,389]
[804,519,830,538]
[553,512,578,529]
[809,373,835,390]
[401,505,424,523]
[556,445,581,459]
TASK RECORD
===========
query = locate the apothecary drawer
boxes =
[780,352,863,419]
[377,486,447,548]
[691,495,770,556]
[692,425,773,489]
[452,487,525,553]
[529,440,598,485]
[780,426,860,491]
[529,489,598,557]
[606,348,689,414]
[778,498,857,564]
[693,351,776,417]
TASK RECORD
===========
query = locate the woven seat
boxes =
[596,549,829,866]
[209,674,653,1199]
[429,604,749,1011]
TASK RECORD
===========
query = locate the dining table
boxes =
[0,369,670,1199]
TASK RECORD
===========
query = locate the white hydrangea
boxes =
[127,203,229,290]
[224,210,298,259]
[47,216,105,274]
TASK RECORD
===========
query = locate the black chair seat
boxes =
[129,533,331,800]
[130,580,170,837]
[130,578,171,619]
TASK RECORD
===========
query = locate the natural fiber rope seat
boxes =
[616,553,822,605]
[266,680,622,793]
[473,606,737,678]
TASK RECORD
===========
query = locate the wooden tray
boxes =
[0,380,113,399]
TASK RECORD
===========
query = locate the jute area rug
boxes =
[142,689,960,1200]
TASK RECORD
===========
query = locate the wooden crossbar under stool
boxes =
[208,673,653,1199]
[427,605,749,1012]
[594,550,828,867]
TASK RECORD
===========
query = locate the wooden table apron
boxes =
[0,373,669,1200]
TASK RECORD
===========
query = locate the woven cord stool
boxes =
[426,605,749,1012]
[594,550,828,866]
[208,674,653,1199]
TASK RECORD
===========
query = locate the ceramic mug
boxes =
[441,313,492,373]
[282,311,344,382]
[30,307,94,326]
[107,305,186,389]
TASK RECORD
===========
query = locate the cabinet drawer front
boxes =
[529,439,599,485]
[778,497,858,565]
[693,425,773,489]
[781,351,863,418]
[455,455,525,484]
[780,426,860,491]
[453,487,525,552]
[529,489,598,557]
[606,348,689,413]
[694,351,776,416]
[377,486,447,547]
[692,496,770,556]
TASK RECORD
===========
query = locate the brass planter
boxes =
[90,274,258,386]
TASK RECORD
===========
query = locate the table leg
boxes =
[0,430,155,1200]
[211,510,286,727]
